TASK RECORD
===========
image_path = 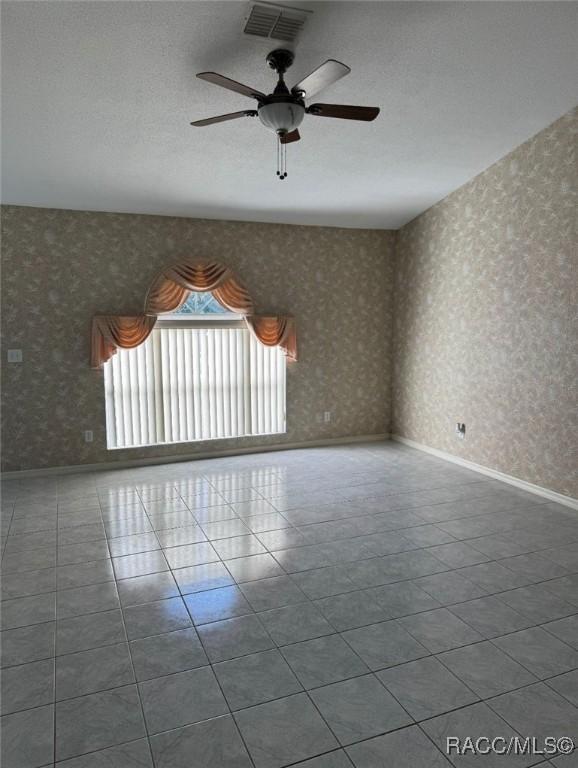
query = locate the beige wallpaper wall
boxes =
[393,108,578,498]
[1,208,395,471]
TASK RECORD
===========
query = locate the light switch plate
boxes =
[7,349,23,363]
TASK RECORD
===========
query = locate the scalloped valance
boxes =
[91,260,296,368]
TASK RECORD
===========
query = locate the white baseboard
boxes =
[392,434,578,511]
[1,433,390,480]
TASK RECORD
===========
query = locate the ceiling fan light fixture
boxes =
[258,100,305,135]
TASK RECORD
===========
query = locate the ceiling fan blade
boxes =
[190,110,257,127]
[291,60,350,99]
[307,104,380,121]
[280,130,301,144]
[197,72,265,101]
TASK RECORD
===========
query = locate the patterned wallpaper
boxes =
[0,208,395,470]
[393,108,578,498]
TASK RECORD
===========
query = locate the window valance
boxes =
[91,260,296,368]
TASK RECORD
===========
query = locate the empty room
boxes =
[1,1,577,767]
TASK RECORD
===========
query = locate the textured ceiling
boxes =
[2,1,577,229]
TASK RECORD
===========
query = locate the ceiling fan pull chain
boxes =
[276,135,281,178]
[276,135,287,180]
[276,136,287,180]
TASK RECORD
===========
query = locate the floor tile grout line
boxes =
[30,547,578,629]
[542,673,578,709]
[3,555,578,647]
[299,600,427,750]
[444,600,578,655]
[9,477,554,516]
[0,467,514,499]
[5,492,573,554]
[4,522,577,576]
[5,470,568,540]
[176,597,260,768]
[6,648,575,725]
[415,719,481,768]
[484,629,577,683]
[3,565,577,628]
[10,602,577,674]
[0,501,16,560]
[103,533,577,588]
[481,685,578,763]
[3,541,578,611]
[272,495,554,528]
[4,504,578,584]
[433,638,535,700]
[97,559,156,768]
[5,607,576,739]
[59,736,152,768]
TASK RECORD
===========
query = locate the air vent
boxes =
[244,2,310,43]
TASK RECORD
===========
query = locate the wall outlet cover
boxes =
[7,349,23,363]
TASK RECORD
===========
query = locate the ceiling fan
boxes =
[191,48,380,179]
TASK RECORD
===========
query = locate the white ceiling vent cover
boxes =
[244,2,311,43]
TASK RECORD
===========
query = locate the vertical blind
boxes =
[104,326,286,449]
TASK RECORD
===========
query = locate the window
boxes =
[172,291,229,315]
[104,292,286,449]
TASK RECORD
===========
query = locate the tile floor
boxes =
[1,442,577,768]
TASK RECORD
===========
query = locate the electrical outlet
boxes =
[455,423,466,439]
[7,349,23,363]
[324,411,332,423]
[84,430,94,443]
